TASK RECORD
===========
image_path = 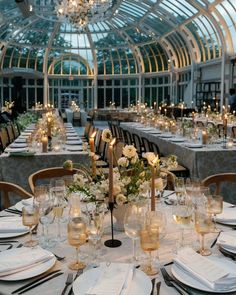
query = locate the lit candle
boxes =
[47,118,52,137]
[202,130,207,145]
[89,131,97,178]
[227,138,234,149]
[41,136,48,153]
[109,138,116,203]
[151,166,156,211]
[164,108,167,117]
[223,114,228,136]
[181,104,184,121]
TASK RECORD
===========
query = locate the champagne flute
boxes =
[207,195,223,232]
[172,191,193,247]
[68,217,87,270]
[140,211,165,276]
[195,209,214,256]
[124,205,143,263]
[22,205,39,247]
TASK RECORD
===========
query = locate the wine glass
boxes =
[195,209,214,256]
[124,204,143,263]
[172,191,193,248]
[140,210,165,276]
[68,217,87,270]
[207,195,223,232]
[22,205,39,247]
[174,177,185,197]
[34,185,48,207]
[155,172,167,202]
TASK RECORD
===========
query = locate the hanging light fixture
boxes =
[28,0,114,30]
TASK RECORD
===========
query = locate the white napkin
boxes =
[0,217,28,233]
[185,143,202,148]
[14,138,27,143]
[0,247,54,276]
[22,198,34,207]
[216,208,236,223]
[174,247,236,291]
[86,263,133,295]
[5,147,28,153]
[217,231,236,250]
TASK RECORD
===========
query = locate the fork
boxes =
[160,267,190,295]
[61,273,74,295]
[53,253,65,261]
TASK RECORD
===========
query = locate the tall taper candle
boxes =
[151,166,156,211]
[109,138,116,203]
[89,131,97,178]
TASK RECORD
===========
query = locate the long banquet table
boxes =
[121,122,236,203]
[0,123,90,193]
[0,195,235,295]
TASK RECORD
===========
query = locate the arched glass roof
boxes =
[0,0,235,76]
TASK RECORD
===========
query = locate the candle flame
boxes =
[110,138,116,146]
[90,131,96,139]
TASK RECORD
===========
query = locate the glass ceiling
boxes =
[0,0,235,76]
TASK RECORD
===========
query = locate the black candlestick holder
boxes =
[104,202,122,248]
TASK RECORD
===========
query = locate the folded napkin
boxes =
[216,208,236,223]
[0,216,28,233]
[0,247,54,276]
[66,146,83,151]
[22,198,34,207]
[174,247,236,291]
[171,137,185,142]
[159,133,172,138]
[5,147,28,153]
[86,263,133,295]
[217,231,236,251]
[14,138,27,144]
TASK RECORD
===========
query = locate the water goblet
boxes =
[207,195,223,232]
[22,205,39,248]
[68,217,87,270]
[195,209,214,256]
[124,204,143,263]
[140,210,166,276]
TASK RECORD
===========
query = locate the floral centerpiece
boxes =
[1,100,14,113]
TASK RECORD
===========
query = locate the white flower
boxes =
[73,174,88,186]
[116,194,127,206]
[117,157,129,167]
[139,180,150,194]
[143,152,159,166]
[123,145,137,159]
[101,129,113,142]
[130,153,138,164]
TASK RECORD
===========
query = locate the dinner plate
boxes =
[171,137,185,142]
[9,143,28,148]
[14,138,27,143]
[15,198,34,211]
[66,140,82,145]
[0,230,29,239]
[73,268,152,295]
[159,134,173,138]
[0,248,56,281]
[172,256,236,293]
[66,146,83,152]
[185,143,203,148]
[5,147,29,153]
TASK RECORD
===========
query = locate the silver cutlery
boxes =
[160,267,190,295]
[61,273,74,295]
[53,253,65,261]
[68,269,83,295]
[156,281,161,295]
[150,278,155,295]
[12,270,62,294]
[210,230,222,248]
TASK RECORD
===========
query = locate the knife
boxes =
[18,272,63,294]
[11,270,61,294]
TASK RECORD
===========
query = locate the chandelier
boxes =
[57,0,113,29]
[28,0,114,30]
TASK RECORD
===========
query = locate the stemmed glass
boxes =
[156,172,167,201]
[87,210,105,267]
[22,205,39,247]
[207,195,223,232]
[195,209,214,256]
[174,177,185,197]
[51,179,67,241]
[68,217,87,270]
[172,191,193,248]
[140,210,166,276]
[124,204,143,263]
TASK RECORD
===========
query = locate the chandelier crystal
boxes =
[29,0,114,30]
[58,0,114,30]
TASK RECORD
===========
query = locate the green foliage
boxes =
[16,112,39,130]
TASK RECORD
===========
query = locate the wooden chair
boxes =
[149,141,161,156]
[0,127,9,150]
[132,133,143,156]
[28,167,90,194]
[232,126,236,138]
[12,122,20,138]
[160,168,176,191]
[0,181,33,209]
[196,121,204,128]
[142,137,152,153]
[123,129,133,145]
[6,123,15,143]
[202,173,236,195]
